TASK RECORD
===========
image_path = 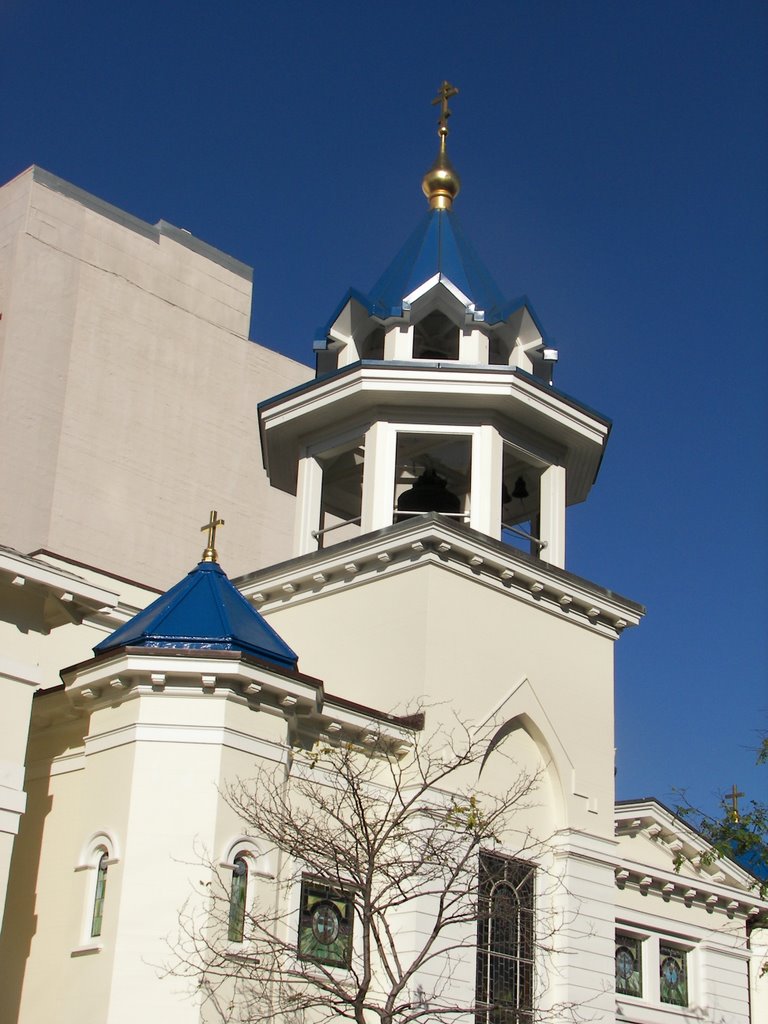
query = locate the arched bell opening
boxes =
[412,310,460,361]
[500,443,567,567]
[359,324,385,361]
[501,445,544,558]
[488,328,515,367]
[315,436,365,548]
[393,432,470,524]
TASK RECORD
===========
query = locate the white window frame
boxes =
[615,923,696,1017]
[72,829,120,956]
[219,836,274,951]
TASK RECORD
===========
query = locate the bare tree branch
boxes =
[167,712,578,1024]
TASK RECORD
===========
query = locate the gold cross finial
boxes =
[727,783,745,822]
[200,510,224,563]
[422,82,461,210]
[432,81,459,152]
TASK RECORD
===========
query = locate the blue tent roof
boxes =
[93,561,298,671]
[315,209,515,346]
[367,209,507,320]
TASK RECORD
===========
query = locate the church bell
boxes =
[395,468,461,522]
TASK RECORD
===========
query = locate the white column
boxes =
[459,327,489,364]
[546,838,618,1023]
[360,421,397,533]
[539,464,566,568]
[384,325,412,361]
[0,663,39,933]
[293,453,323,556]
[469,426,503,539]
[750,927,768,1024]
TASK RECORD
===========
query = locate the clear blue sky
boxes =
[2,0,766,818]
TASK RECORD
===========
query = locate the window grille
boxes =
[615,933,643,997]
[297,878,354,968]
[90,853,108,938]
[228,856,248,942]
[475,852,535,1024]
[659,943,688,1006]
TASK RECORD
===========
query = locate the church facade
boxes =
[0,109,765,1023]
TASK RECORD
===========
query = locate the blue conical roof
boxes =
[94,561,298,671]
[367,209,507,321]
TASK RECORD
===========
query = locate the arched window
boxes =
[228,856,248,943]
[476,853,535,1023]
[412,310,459,360]
[90,852,109,938]
[220,837,274,946]
[74,830,120,953]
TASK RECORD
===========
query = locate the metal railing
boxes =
[501,523,547,551]
[311,516,362,540]
[392,509,470,520]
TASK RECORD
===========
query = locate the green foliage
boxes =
[676,733,768,901]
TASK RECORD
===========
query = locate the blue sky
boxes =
[2,0,766,817]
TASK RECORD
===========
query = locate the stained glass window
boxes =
[615,933,642,997]
[659,944,688,1006]
[228,857,248,942]
[475,853,535,1024]
[298,879,353,967]
[90,853,108,938]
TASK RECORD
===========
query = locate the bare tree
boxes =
[172,715,570,1024]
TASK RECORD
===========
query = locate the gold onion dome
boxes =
[422,148,461,210]
[422,81,461,210]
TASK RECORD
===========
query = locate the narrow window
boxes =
[476,852,535,1024]
[659,943,688,1006]
[615,933,642,997]
[90,853,108,938]
[228,856,248,942]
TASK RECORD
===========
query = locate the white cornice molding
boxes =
[62,651,322,718]
[614,861,767,921]
[82,721,291,764]
[60,649,417,756]
[614,800,768,918]
[261,364,608,444]
[237,516,642,640]
[259,363,609,501]
[0,548,120,628]
[0,655,45,687]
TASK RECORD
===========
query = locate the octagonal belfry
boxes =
[259,135,609,570]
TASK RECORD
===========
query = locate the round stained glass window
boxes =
[311,901,340,946]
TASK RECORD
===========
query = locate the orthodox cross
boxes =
[432,81,459,141]
[727,783,745,822]
[201,510,225,563]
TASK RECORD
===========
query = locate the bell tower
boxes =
[259,85,609,571]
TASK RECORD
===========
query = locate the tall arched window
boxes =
[475,853,535,1023]
[90,852,109,938]
[74,830,120,953]
[228,856,248,943]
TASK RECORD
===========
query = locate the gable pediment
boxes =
[615,799,759,896]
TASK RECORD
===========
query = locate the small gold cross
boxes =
[432,81,459,140]
[200,510,224,563]
[727,783,745,822]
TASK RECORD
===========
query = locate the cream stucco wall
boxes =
[262,560,616,835]
[2,680,294,1024]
